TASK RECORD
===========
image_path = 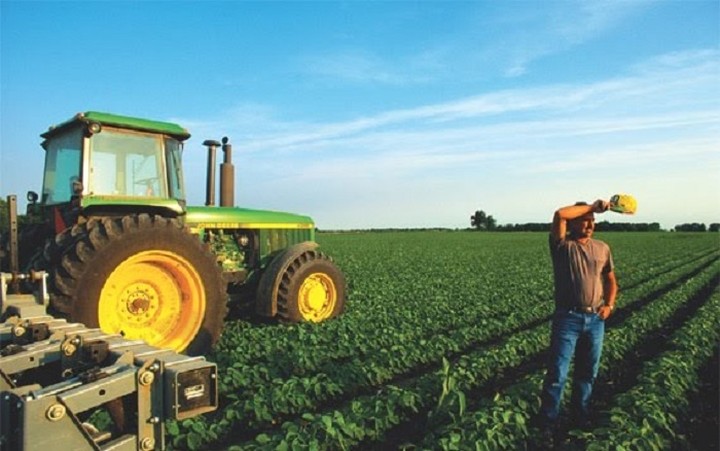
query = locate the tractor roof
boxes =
[42,111,191,141]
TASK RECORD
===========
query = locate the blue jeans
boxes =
[540,309,605,423]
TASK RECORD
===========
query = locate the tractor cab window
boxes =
[89,128,167,198]
[42,127,82,204]
[165,138,185,201]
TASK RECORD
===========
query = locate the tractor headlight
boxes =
[87,122,102,135]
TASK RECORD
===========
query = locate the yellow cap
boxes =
[609,194,637,214]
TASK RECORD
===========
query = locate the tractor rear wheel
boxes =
[276,249,346,323]
[50,214,227,355]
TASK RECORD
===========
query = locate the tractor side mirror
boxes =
[27,191,38,204]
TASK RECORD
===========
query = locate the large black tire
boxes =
[50,214,227,355]
[275,249,346,323]
[41,221,95,313]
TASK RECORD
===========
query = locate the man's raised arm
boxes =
[550,200,609,241]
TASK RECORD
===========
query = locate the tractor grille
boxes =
[260,228,314,260]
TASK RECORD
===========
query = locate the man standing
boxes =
[539,199,618,437]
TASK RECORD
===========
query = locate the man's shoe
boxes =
[537,423,557,449]
[569,412,592,431]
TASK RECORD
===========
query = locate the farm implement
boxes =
[1,270,218,450]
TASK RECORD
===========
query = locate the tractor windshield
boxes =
[86,128,184,200]
[88,128,170,198]
[42,127,83,205]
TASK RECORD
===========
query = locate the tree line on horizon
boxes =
[470,209,719,233]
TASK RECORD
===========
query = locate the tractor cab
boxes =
[37,112,190,221]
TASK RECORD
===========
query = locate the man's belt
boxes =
[571,305,598,314]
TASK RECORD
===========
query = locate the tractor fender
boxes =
[255,241,319,317]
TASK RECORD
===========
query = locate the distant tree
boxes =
[486,215,497,231]
[471,210,487,230]
[594,221,664,232]
[709,223,720,232]
[674,223,707,232]
[470,210,497,231]
[496,222,550,232]
[495,222,665,232]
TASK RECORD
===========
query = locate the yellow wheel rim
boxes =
[98,250,205,352]
[298,272,337,322]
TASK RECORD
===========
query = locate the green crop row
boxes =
[162,232,718,450]
[582,286,720,450]
[419,261,719,450]
[370,258,715,449]
[214,249,718,450]
[208,234,710,385]
[167,237,551,444]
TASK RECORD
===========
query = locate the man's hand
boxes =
[592,199,610,213]
[598,304,614,320]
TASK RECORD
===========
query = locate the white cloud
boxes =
[176,49,719,229]
[431,0,650,79]
[294,1,650,85]
[501,0,649,77]
[298,50,431,85]
[522,136,719,174]
[182,48,718,154]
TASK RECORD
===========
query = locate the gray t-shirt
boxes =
[549,235,614,310]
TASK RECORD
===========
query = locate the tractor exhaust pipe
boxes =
[220,137,235,207]
[203,140,221,206]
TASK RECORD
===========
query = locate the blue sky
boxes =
[1,1,718,229]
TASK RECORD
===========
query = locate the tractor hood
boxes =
[184,206,315,231]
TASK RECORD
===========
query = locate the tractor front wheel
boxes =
[276,250,346,323]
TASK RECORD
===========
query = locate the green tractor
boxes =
[2,111,345,355]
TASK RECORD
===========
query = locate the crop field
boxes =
[169,232,719,450]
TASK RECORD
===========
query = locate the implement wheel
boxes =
[50,214,226,355]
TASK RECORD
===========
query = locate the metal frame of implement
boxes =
[0,272,218,451]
